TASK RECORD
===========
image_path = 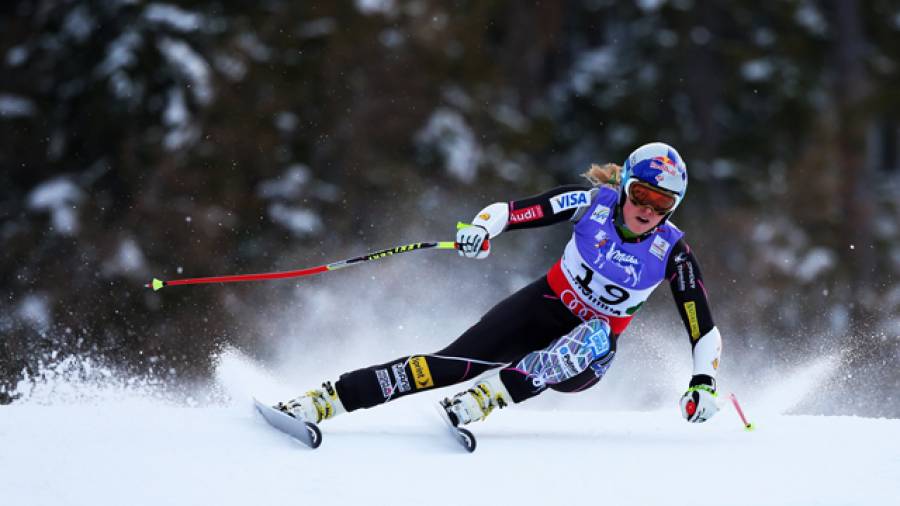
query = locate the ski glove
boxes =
[679,375,719,423]
[456,225,490,259]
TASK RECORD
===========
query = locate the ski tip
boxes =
[149,278,165,291]
[305,422,323,449]
[457,427,477,453]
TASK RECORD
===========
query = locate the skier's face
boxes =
[622,196,666,234]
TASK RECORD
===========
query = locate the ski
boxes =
[436,400,477,453]
[253,398,323,449]
[255,396,476,452]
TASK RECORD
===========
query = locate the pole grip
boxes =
[455,222,491,251]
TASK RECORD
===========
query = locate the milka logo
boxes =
[551,191,589,214]
[594,241,642,286]
[606,244,639,265]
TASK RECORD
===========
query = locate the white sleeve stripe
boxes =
[692,327,722,378]
[471,202,509,238]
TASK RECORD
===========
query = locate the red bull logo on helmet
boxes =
[650,155,679,177]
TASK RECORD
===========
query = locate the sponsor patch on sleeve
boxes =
[409,356,434,389]
[550,191,590,214]
[391,363,411,393]
[684,301,700,340]
[509,204,544,224]
[375,368,393,398]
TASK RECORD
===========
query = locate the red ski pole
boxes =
[146,233,487,292]
[729,392,755,431]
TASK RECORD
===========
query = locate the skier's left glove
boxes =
[679,375,719,423]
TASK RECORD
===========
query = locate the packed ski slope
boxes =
[2,352,898,506]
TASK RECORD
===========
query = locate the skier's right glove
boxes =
[679,375,719,423]
[456,224,490,259]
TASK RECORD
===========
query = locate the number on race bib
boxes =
[576,263,630,305]
[574,264,594,295]
[599,284,629,305]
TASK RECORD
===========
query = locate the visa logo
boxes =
[551,191,589,214]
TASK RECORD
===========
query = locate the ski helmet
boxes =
[620,142,688,214]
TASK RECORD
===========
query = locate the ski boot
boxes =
[276,381,346,424]
[440,375,512,427]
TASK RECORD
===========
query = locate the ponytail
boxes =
[581,163,622,187]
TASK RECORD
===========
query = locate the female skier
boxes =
[277,142,723,427]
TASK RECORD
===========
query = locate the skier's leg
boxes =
[500,318,616,402]
[328,277,580,413]
[440,318,616,426]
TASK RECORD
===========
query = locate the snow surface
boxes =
[2,352,898,506]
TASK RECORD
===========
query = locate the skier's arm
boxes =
[666,240,722,422]
[506,184,595,230]
[666,240,721,382]
[464,184,594,237]
[457,185,594,259]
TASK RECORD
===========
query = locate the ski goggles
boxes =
[627,180,677,215]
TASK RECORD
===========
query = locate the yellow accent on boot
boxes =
[468,384,495,421]
[279,381,346,424]
[443,375,512,426]
[306,390,329,423]
[306,382,346,423]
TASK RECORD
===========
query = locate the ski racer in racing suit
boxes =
[277,142,723,428]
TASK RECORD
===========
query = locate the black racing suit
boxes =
[334,186,716,411]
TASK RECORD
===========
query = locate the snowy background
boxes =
[1,2,900,503]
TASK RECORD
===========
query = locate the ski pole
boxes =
[146,224,488,291]
[729,392,755,431]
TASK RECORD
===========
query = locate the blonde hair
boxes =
[582,163,622,187]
